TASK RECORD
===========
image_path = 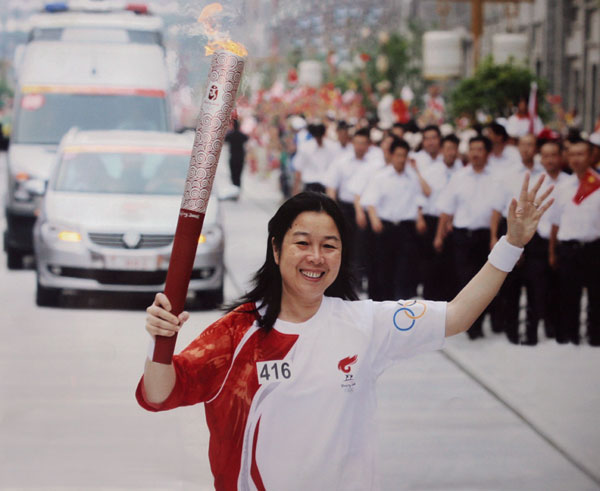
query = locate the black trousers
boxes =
[498,232,556,344]
[524,234,558,341]
[420,215,458,301]
[337,200,371,286]
[453,228,491,337]
[539,237,560,338]
[557,239,600,345]
[371,220,419,301]
[229,157,244,187]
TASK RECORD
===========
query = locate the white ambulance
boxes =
[4,40,172,268]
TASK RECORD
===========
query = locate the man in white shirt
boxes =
[435,135,499,339]
[325,128,377,282]
[417,134,461,301]
[549,139,600,345]
[410,124,443,172]
[528,139,569,341]
[292,123,338,194]
[486,121,521,177]
[361,138,423,300]
[334,120,353,159]
[490,133,545,343]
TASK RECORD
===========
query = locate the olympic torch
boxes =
[152,8,246,364]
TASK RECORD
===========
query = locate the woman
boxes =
[137,174,553,490]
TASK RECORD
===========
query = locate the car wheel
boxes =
[7,247,24,270]
[189,286,224,311]
[36,279,61,307]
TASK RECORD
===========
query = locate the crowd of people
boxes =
[239,114,600,347]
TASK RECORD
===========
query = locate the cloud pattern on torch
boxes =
[183,51,245,214]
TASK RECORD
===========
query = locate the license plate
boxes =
[104,254,159,271]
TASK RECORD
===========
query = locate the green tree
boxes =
[449,57,548,122]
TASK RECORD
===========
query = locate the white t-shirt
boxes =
[437,165,499,230]
[537,171,569,239]
[409,149,443,173]
[324,152,375,203]
[506,114,543,138]
[347,160,388,201]
[137,296,447,491]
[492,161,545,217]
[487,145,521,177]
[293,138,339,186]
[550,172,600,242]
[361,165,422,222]
[417,160,461,216]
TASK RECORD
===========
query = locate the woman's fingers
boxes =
[528,173,546,201]
[146,314,180,336]
[518,172,530,203]
[145,292,186,338]
[154,292,172,311]
[536,184,554,208]
[508,198,518,221]
[536,197,555,217]
[147,304,179,325]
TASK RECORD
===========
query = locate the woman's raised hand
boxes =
[506,173,554,248]
[145,292,189,339]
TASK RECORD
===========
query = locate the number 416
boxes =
[257,360,292,384]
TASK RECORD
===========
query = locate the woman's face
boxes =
[273,211,342,304]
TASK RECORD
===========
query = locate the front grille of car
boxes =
[48,265,215,285]
[88,233,174,249]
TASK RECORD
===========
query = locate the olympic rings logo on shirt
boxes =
[393,300,427,331]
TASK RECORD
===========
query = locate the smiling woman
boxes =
[230,192,358,330]
[137,178,553,490]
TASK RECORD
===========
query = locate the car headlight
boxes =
[41,222,83,244]
[198,227,222,246]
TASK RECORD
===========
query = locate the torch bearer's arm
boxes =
[143,293,189,402]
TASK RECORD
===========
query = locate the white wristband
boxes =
[147,337,156,361]
[488,235,524,272]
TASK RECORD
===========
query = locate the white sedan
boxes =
[33,129,225,308]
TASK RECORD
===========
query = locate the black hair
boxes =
[389,137,410,154]
[469,135,492,153]
[421,124,441,138]
[566,128,582,143]
[568,138,593,152]
[442,134,460,146]
[227,192,358,330]
[539,139,563,153]
[308,123,326,138]
[487,122,508,141]
[337,120,349,131]
[353,127,371,140]
[392,122,405,130]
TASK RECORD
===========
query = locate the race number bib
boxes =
[256,360,293,385]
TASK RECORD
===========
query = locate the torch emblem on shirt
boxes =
[338,355,358,392]
[338,355,357,373]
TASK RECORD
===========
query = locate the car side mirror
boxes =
[24,179,47,196]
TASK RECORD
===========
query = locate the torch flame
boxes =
[198,3,248,57]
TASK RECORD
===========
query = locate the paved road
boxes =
[0,153,598,490]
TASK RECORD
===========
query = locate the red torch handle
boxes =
[150,50,245,364]
[153,210,206,364]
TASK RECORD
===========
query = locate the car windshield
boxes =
[14,93,168,144]
[52,151,189,195]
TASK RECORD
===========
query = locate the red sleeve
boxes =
[135,305,257,412]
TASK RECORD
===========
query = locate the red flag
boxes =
[528,82,538,135]
[573,169,600,205]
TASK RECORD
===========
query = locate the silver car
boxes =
[33,129,224,308]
